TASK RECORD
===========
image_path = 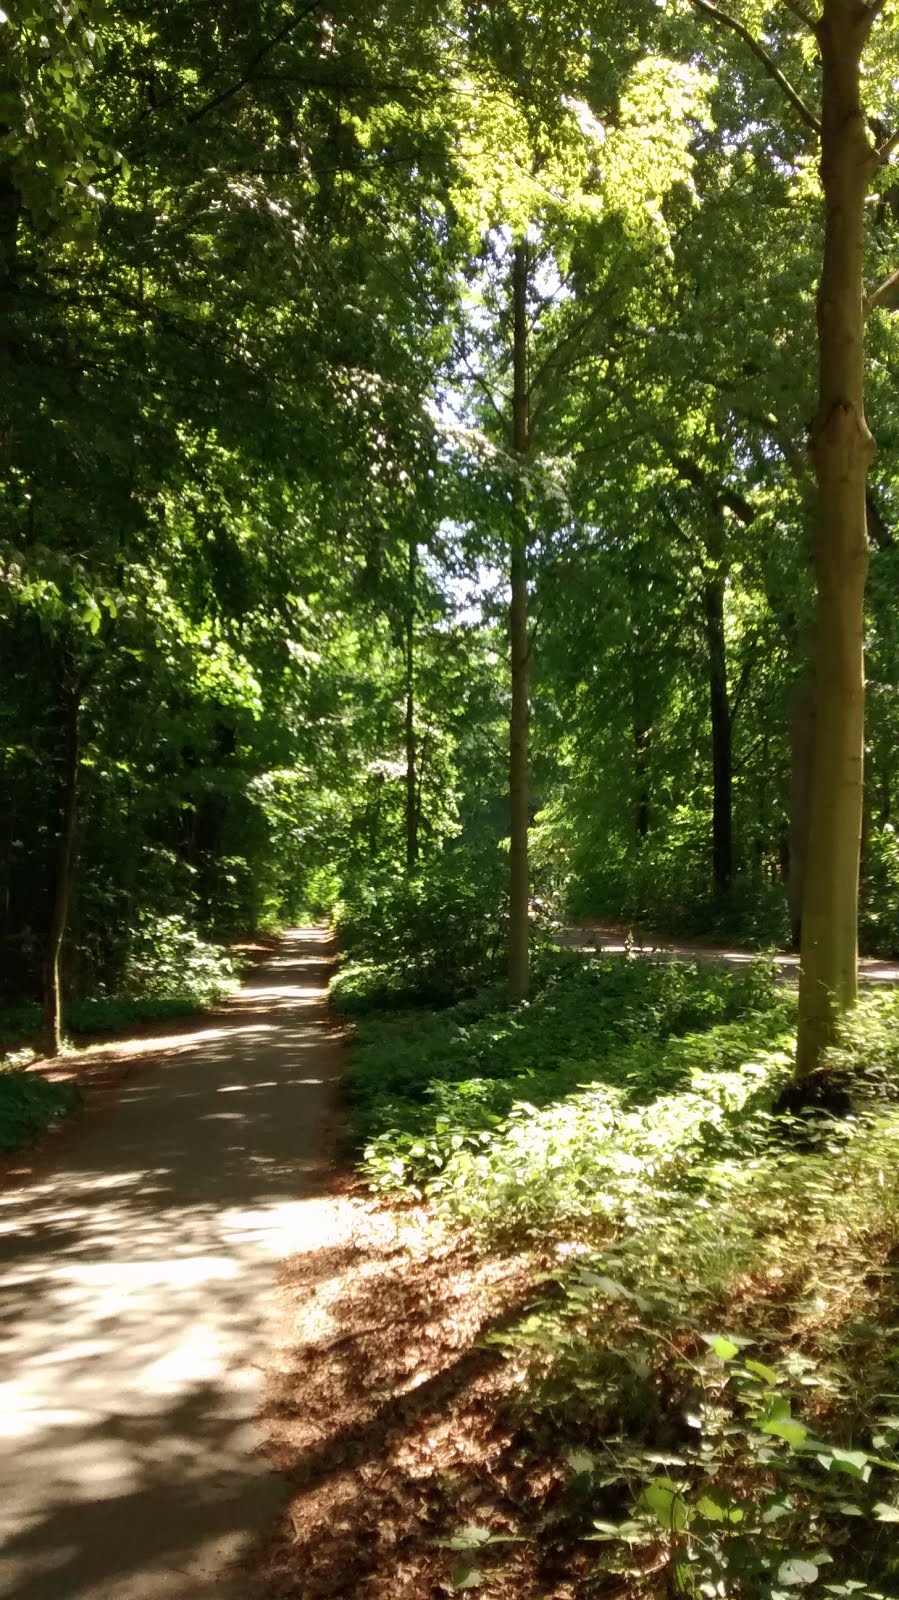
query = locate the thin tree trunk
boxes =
[633,711,650,841]
[42,685,80,1056]
[404,532,418,873]
[508,236,530,1002]
[797,2,877,1075]
[703,570,732,895]
[415,727,431,846]
[630,577,650,842]
[879,749,892,827]
[702,507,732,895]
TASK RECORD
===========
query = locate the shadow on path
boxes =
[0,928,342,1600]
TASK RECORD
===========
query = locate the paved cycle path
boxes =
[0,929,341,1600]
[560,920,899,983]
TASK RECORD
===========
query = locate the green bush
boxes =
[0,915,239,1052]
[0,994,211,1050]
[0,1070,81,1151]
[350,948,899,1600]
[347,952,791,1196]
[332,846,510,1013]
[123,913,239,1003]
[860,824,899,956]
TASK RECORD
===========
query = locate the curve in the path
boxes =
[559,921,899,984]
[0,928,341,1600]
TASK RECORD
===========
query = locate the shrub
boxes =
[0,1070,81,1151]
[347,953,791,1196]
[332,845,510,1013]
[123,913,239,1004]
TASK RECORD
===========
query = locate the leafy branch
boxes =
[686,0,821,136]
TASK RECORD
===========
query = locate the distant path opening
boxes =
[559,919,899,984]
[0,928,342,1600]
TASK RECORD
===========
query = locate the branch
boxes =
[867,265,899,314]
[876,128,899,164]
[782,0,818,27]
[673,454,758,524]
[185,1,323,125]
[687,0,821,136]
[729,647,758,729]
[867,487,892,550]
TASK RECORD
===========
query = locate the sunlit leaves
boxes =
[3,0,108,241]
[601,58,714,244]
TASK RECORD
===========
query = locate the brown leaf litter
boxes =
[255,1182,587,1600]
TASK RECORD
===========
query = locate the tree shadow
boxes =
[0,928,344,1600]
[257,1209,543,1599]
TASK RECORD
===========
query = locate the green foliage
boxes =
[576,1344,899,1600]
[0,995,209,1048]
[332,847,510,1014]
[860,827,899,957]
[0,915,237,1050]
[360,977,899,1598]
[122,914,239,1005]
[0,1069,80,1152]
[347,952,791,1194]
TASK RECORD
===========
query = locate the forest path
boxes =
[559,919,899,983]
[0,928,342,1600]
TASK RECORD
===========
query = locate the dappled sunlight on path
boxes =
[0,928,341,1600]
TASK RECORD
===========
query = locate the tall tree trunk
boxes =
[404,532,418,873]
[0,163,20,460]
[633,709,650,841]
[703,570,732,896]
[797,3,876,1075]
[788,664,816,949]
[415,728,430,848]
[508,237,531,1001]
[878,748,892,827]
[42,684,80,1056]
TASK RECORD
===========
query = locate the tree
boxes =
[682,0,899,1071]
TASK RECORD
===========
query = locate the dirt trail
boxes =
[559,919,899,984]
[0,927,342,1600]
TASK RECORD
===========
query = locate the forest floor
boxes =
[0,927,343,1600]
[5,928,899,1600]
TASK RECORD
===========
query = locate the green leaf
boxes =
[701,1333,740,1361]
[873,1501,899,1522]
[695,1493,745,1524]
[778,1560,819,1587]
[762,1496,794,1523]
[744,1359,779,1386]
[445,1526,494,1551]
[452,1565,483,1590]
[760,1419,809,1448]
[819,1448,871,1481]
[638,1477,688,1531]
[580,1272,633,1299]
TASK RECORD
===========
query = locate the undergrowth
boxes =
[343,948,899,1598]
[0,1070,81,1151]
[0,915,240,1055]
[331,847,511,1013]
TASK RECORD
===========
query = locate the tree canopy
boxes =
[2,0,898,1072]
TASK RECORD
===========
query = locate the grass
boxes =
[339,949,899,1598]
